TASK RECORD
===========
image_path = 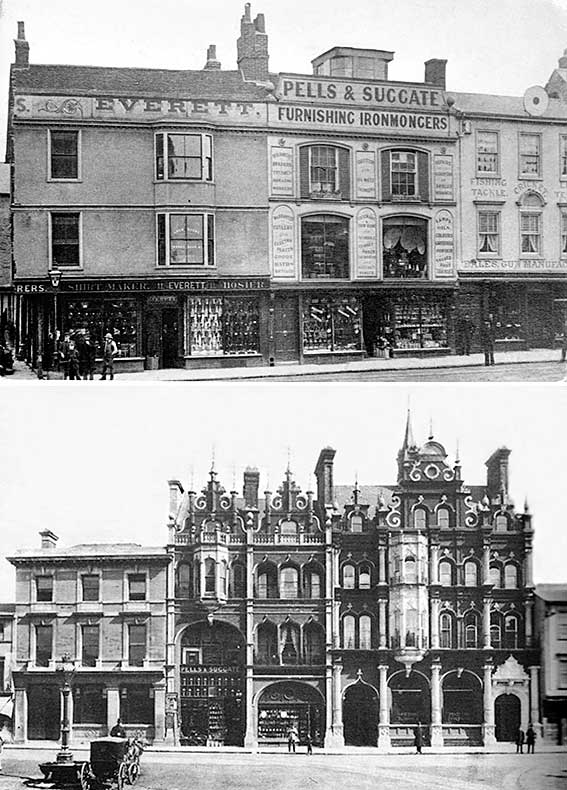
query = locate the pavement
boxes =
[3,349,566,383]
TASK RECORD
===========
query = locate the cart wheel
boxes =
[117,762,128,790]
[79,762,91,790]
[127,761,140,784]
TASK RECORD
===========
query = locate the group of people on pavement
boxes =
[44,329,118,380]
[286,724,314,755]
[515,725,537,754]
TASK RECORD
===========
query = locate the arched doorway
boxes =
[257,682,324,747]
[28,685,60,740]
[178,620,245,746]
[495,693,521,742]
[442,671,483,745]
[343,681,378,746]
[389,670,430,745]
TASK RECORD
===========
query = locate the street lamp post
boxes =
[55,653,75,764]
[48,265,62,373]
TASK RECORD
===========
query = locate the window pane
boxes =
[128,574,146,601]
[477,132,498,173]
[36,625,52,666]
[167,134,202,179]
[343,565,355,589]
[51,131,78,179]
[205,559,216,593]
[280,567,298,599]
[359,568,371,589]
[343,615,355,648]
[520,135,540,175]
[52,213,80,266]
[128,624,146,666]
[82,625,99,667]
[36,576,53,601]
[82,575,99,601]
[439,561,452,586]
[464,562,478,587]
[359,616,372,649]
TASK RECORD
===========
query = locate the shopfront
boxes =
[256,682,325,746]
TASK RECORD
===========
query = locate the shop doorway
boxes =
[495,694,521,742]
[343,681,379,746]
[362,295,388,356]
[145,303,181,369]
[257,681,324,746]
[27,685,60,740]
[273,296,299,362]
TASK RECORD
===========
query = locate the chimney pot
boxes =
[39,530,58,550]
[243,467,260,508]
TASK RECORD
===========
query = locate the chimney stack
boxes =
[237,4,269,83]
[424,58,447,90]
[243,467,260,508]
[40,530,58,550]
[204,44,221,70]
[314,447,336,507]
[14,22,30,69]
[485,447,511,504]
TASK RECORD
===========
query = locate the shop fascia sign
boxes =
[459,259,567,274]
[14,277,271,294]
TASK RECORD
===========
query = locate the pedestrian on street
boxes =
[59,331,72,379]
[481,314,496,366]
[286,724,298,753]
[79,332,97,380]
[526,724,536,754]
[110,718,126,737]
[561,322,567,363]
[100,332,118,380]
[515,727,525,753]
[67,340,81,380]
[414,722,423,754]
[306,732,313,755]
[460,314,475,355]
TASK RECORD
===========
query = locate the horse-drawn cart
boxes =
[79,737,142,790]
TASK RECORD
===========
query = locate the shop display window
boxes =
[383,217,428,279]
[63,298,139,357]
[73,685,105,724]
[301,215,350,279]
[188,296,260,356]
[490,297,524,341]
[377,297,447,350]
[257,704,322,743]
[302,295,362,353]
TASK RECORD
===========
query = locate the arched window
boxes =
[440,612,453,648]
[439,560,453,586]
[280,566,299,599]
[437,508,450,528]
[413,509,427,530]
[359,564,371,589]
[494,514,508,532]
[256,621,278,665]
[504,615,519,649]
[231,562,246,598]
[464,561,478,587]
[504,564,518,589]
[464,612,478,649]
[490,613,502,649]
[350,514,363,533]
[519,191,544,255]
[176,562,193,598]
[280,519,297,536]
[301,215,350,279]
[304,624,324,664]
[204,559,216,594]
[343,615,356,649]
[281,624,299,665]
[359,615,372,650]
[343,564,356,589]
[489,564,502,588]
[383,216,429,280]
[304,565,323,598]
[257,562,278,599]
[404,556,417,583]
[219,561,227,596]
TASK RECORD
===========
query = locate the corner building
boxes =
[165,419,540,749]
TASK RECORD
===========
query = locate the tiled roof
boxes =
[12,64,271,101]
[452,90,567,119]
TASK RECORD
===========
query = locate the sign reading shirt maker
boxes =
[13,278,271,295]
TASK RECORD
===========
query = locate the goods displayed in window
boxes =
[302,296,362,353]
[379,297,448,350]
[490,295,524,341]
[258,704,322,743]
[189,297,260,356]
[301,215,350,279]
[383,217,428,279]
[63,298,139,356]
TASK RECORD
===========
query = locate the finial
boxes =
[428,417,434,441]
[353,473,360,504]
[455,439,461,465]
[524,496,530,514]
[232,464,236,490]
[286,446,292,479]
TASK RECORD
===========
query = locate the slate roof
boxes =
[7,542,168,562]
[536,583,567,602]
[11,64,272,101]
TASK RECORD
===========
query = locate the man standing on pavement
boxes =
[515,727,525,753]
[525,724,536,754]
[460,314,475,355]
[100,332,118,380]
[481,314,496,366]
[414,722,423,754]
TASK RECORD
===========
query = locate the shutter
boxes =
[299,146,310,199]
[157,214,166,266]
[380,150,391,201]
[417,151,430,202]
[338,148,350,200]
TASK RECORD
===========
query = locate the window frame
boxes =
[476,130,500,177]
[561,209,567,257]
[81,623,100,667]
[155,132,213,182]
[81,574,100,602]
[48,129,81,182]
[560,135,567,181]
[440,612,453,648]
[127,623,146,668]
[342,563,356,589]
[49,211,82,269]
[127,573,147,602]
[156,212,215,268]
[280,565,299,600]
[519,208,542,257]
[35,623,53,667]
[35,575,54,602]
[359,614,372,650]
[518,132,542,179]
[391,150,418,198]
[300,213,351,280]
[309,145,339,195]
[342,614,356,649]
[439,560,453,587]
[477,209,501,257]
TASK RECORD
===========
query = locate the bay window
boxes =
[155,132,213,181]
[157,213,215,267]
[383,216,428,279]
[301,214,350,279]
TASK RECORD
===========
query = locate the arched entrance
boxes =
[389,670,430,746]
[178,620,245,746]
[28,685,60,740]
[495,693,521,742]
[343,681,378,746]
[257,682,324,747]
[442,671,483,746]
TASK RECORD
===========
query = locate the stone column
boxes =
[153,681,166,743]
[482,543,491,585]
[378,546,387,585]
[430,545,439,585]
[482,664,495,745]
[377,664,390,750]
[524,549,534,588]
[529,666,541,735]
[378,599,388,648]
[430,661,443,746]
[324,666,333,745]
[483,598,492,648]
[14,686,27,743]
[106,687,120,734]
[326,660,343,747]
[430,598,440,649]
[525,599,534,647]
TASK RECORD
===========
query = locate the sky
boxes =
[0,382,565,601]
[1,0,567,153]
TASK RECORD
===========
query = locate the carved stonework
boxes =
[492,655,529,683]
